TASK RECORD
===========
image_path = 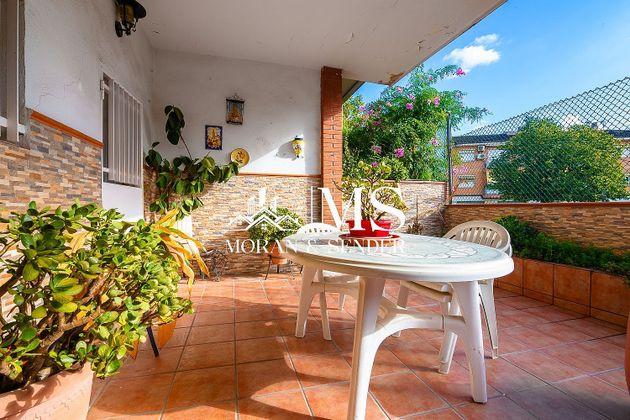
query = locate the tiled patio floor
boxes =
[89,274,630,419]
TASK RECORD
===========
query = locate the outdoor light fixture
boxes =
[292,134,305,159]
[114,0,146,38]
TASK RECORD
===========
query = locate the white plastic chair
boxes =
[396,220,511,373]
[294,223,358,340]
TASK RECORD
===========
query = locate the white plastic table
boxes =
[282,233,514,420]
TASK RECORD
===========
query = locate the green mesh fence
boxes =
[449,77,630,203]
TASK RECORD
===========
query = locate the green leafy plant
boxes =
[247,207,303,247]
[496,216,629,283]
[0,203,207,393]
[343,65,487,180]
[488,119,627,202]
[338,160,407,220]
[145,106,240,219]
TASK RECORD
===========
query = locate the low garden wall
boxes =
[449,204,629,326]
[444,202,630,251]
[497,257,629,326]
[398,181,446,236]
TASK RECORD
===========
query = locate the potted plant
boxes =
[337,160,407,237]
[145,105,239,221]
[248,207,303,265]
[0,203,207,418]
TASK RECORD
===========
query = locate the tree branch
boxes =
[39,307,106,350]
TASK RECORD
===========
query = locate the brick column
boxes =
[320,66,343,224]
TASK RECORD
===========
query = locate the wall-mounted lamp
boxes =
[292,134,305,159]
[114,0,146,38]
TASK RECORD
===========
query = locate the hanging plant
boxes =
[145,106,239,219]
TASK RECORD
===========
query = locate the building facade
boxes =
[450,77,630,203]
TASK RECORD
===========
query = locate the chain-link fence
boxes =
[448,77,630,204]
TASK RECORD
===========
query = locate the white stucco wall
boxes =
[152,50,321,175]
[24,0,154,219]
[25,0,154,142]
[23,2,322,219]
[102,182,144,222]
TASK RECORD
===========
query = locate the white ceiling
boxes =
[142,0,505,84]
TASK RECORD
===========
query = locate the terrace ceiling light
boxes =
[114,0,146,38]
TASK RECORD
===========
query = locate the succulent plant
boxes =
[0,203,207,392]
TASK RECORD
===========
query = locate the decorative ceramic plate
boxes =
[230,148,249,166]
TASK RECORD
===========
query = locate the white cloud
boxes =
[474,33,499,46]
[443,34,501,73]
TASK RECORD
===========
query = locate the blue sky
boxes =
[353,0,630,135]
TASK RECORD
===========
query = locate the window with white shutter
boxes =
[101,75,143,187]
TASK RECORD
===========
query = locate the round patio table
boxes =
[282,233,514,420]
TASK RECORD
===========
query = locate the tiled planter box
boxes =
[496,256,523,295]
[554,264,591,315]
[591,272,630,326]
[496,257,629,326]
[523,259,553,304]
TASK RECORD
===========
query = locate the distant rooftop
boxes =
[454,76,630,145]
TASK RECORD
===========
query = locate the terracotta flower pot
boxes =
[156,320,177,348]
[347,219,392,237]
[269,243,287,265]
[0,364,93,419]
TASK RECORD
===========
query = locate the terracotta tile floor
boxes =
[89,274,630,419]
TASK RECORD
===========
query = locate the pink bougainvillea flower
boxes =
[358,105,366,112]
[408,93,415,100]
[431,137,439,146]
[433,96,440,106]
[396,86,403,93]
[428,75,433,81]
[405,102,414,110]
[371,145,382,154]
[456,67,466,76]
[373,120,381,126]
[371,161,378,167]
[394,148,405,158]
